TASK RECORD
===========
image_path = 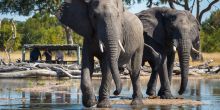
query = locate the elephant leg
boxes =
[157,57,174,99]
[146,61,158,97]
[167,51,175,85]
[80,42,96,107]
[129,49,143,105]
[97,56,112,108]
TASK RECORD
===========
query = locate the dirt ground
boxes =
[112,99,203,106]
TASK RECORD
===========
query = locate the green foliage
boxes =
[19,13,66,45]
[201,9,220,52]
[0,0,61,16]
[201,29,220,52]
[72,32,83,46]
[202,9,220,34]
[0,13,83,51]
[0,19,21,51]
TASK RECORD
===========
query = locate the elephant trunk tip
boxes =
[178,87,185,95]
[113,90,120,96]
[113,83,122,96]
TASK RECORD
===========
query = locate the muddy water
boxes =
[0,78,220,109]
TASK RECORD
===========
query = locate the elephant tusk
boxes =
[191,47,200,54]
[99,41,104,53]
[144,43,159,56]
[173,46,177,52]
[118,40,125,53]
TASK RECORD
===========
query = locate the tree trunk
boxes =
[198,0,220,24]
[168,0,175,9]
[63,25,74,55]
[196,0,200,22]
[0,69,58,78]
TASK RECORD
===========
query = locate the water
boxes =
[0,78,220,109]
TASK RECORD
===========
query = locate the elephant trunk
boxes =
[107,34,122,95]
[177,37,191,95]
[97,15,122,95]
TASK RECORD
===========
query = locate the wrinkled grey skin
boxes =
[56,0,144,107]
[136,7,201,98]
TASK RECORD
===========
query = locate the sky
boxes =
[0,1,220,22]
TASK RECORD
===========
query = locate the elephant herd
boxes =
[56,0,202,108]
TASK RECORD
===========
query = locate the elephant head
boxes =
[163,10,201,95]
[56,0,123,95]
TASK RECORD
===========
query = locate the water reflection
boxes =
[0,78,220,109]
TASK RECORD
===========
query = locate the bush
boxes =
[201,29,220,52]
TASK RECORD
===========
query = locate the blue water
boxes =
[0,78,220,109]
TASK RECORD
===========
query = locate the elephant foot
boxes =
[146,89,156,96]
[131,98,143,105]
[82,95,97,107]
[97,98,111,108]
[158,90,174,99]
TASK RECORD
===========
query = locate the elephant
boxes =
[56,0,145,107]
[136,7,202,98]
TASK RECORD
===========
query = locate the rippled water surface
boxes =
[0,78,220,109]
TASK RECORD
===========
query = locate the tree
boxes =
[0,0,78,47]
[123,0,220,24]
[200,9,220,52]
[202,9,220,34]
[0,19,21,51]
[19,13,66,45]
[0,19,21,62]
[0,0,61,15]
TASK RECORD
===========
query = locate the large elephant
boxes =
[136,7,201,98]
[56,0,144,107]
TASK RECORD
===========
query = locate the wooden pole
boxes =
[22,47,26,62]
[77,46,81,65]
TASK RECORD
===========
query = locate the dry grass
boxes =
[173,52,220,66]
[190,52,220,66]
[1,51,220,66]
[0,51,22,63]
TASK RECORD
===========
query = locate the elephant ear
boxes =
[136,7,168,47]
[58,0,93,38]
[184,10,200,40]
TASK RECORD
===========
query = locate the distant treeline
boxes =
[0,13,83,51]
[0,9,220,52]
[201,9,220,52]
